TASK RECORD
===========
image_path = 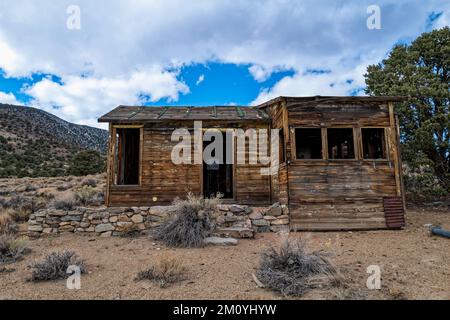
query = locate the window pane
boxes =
[327,128,355,159]
[116,128,140,185]
[362,128,386,159]
[295,128,322,159]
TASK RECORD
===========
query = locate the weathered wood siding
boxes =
[233,122,271,205]
[108,121,271,206]
[285,102,403,230]
[109,126,201,206]
[266,102,290,205]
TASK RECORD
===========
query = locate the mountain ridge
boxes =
[0,103,108,178]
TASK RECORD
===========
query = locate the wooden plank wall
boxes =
[286,102,402,230]
[109,127,201,206]
[108,121,271,206]
[266,102,290,205]
[233,122,271,204]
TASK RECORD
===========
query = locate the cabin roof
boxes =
[98,96,406,123]
[255,95,407,109]
[98,105,270,123]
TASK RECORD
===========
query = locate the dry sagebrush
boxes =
[0,210,17,234]
[0,234,29,264]
[0,196,42,223]
[136,256,186,288]
[256,239,342,297]
[28,250,86,282]
[52,192,78,210]
[74,186,104,206]
[152,193,220,248]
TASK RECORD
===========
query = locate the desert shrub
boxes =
[0,196,40,222]
[74,186,103,206]
[404,165,448,202]
[255,239,341,297]
[52,192,79,210]
[0,210,17,234]
[67,150,105,176]
[2,195,28,209]
[24,184,36,192]
[56,183,73,191]
[135,256,186,288]
[80,178,97,187]
[0,235,29,264]
[152,193,220,248]
[8,206,32,223]
[28,250,86,282]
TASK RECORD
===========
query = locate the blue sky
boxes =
[151,63,295,106]
[0,0,448,128]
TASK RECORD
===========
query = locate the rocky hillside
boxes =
[0,104,108,178]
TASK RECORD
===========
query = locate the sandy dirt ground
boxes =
[0,207,449,300]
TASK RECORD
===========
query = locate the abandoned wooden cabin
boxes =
[98,96,406,231]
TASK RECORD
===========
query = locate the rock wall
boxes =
[27,203,289,237]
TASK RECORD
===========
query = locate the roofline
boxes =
[255,95,408,109]
[98,96,409,123]
[98,105,270,123]
[98,118,270,123]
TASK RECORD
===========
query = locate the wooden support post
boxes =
[395,114,407,211]
[105,123,113,206]
[388,102,402,197]
[321,127,328,160]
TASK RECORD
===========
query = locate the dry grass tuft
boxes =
[135,256,186,288]
[52,192,78,210]
[28,250,86,282]
[255,239,342,297]
[80,178,97,188]
[74,186,103,206]
[0,210,17,235]
[152,193,220,248]
[0,234,29,264]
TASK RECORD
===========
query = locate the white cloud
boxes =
[0,91,20,105]
[195,74,205,86]
[252,59,377,104]
[24,68,189,128]
[248,65,273,82]
[0,0,448,125]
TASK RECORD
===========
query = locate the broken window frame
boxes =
[111,125,143,186]
[293,126,369,161]
[292,127,325,160]
[360,127,388,160]
[326,127,357,160]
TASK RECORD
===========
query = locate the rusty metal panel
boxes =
[383,196,406,229]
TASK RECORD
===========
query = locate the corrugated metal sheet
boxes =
[383,197,406,229]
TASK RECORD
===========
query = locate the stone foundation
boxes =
[27,203,289,237]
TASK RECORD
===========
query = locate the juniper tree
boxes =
[365,27,450,191]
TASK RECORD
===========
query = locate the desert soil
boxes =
[0,207,449,300]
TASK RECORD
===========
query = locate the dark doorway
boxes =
[115,128,140,185]
[203,134,233,199]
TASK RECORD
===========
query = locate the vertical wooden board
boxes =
[105,123,113,206]
[389,102,402,196]
[395,114,406,210]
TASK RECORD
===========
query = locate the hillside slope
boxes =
[0,104,108,178]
